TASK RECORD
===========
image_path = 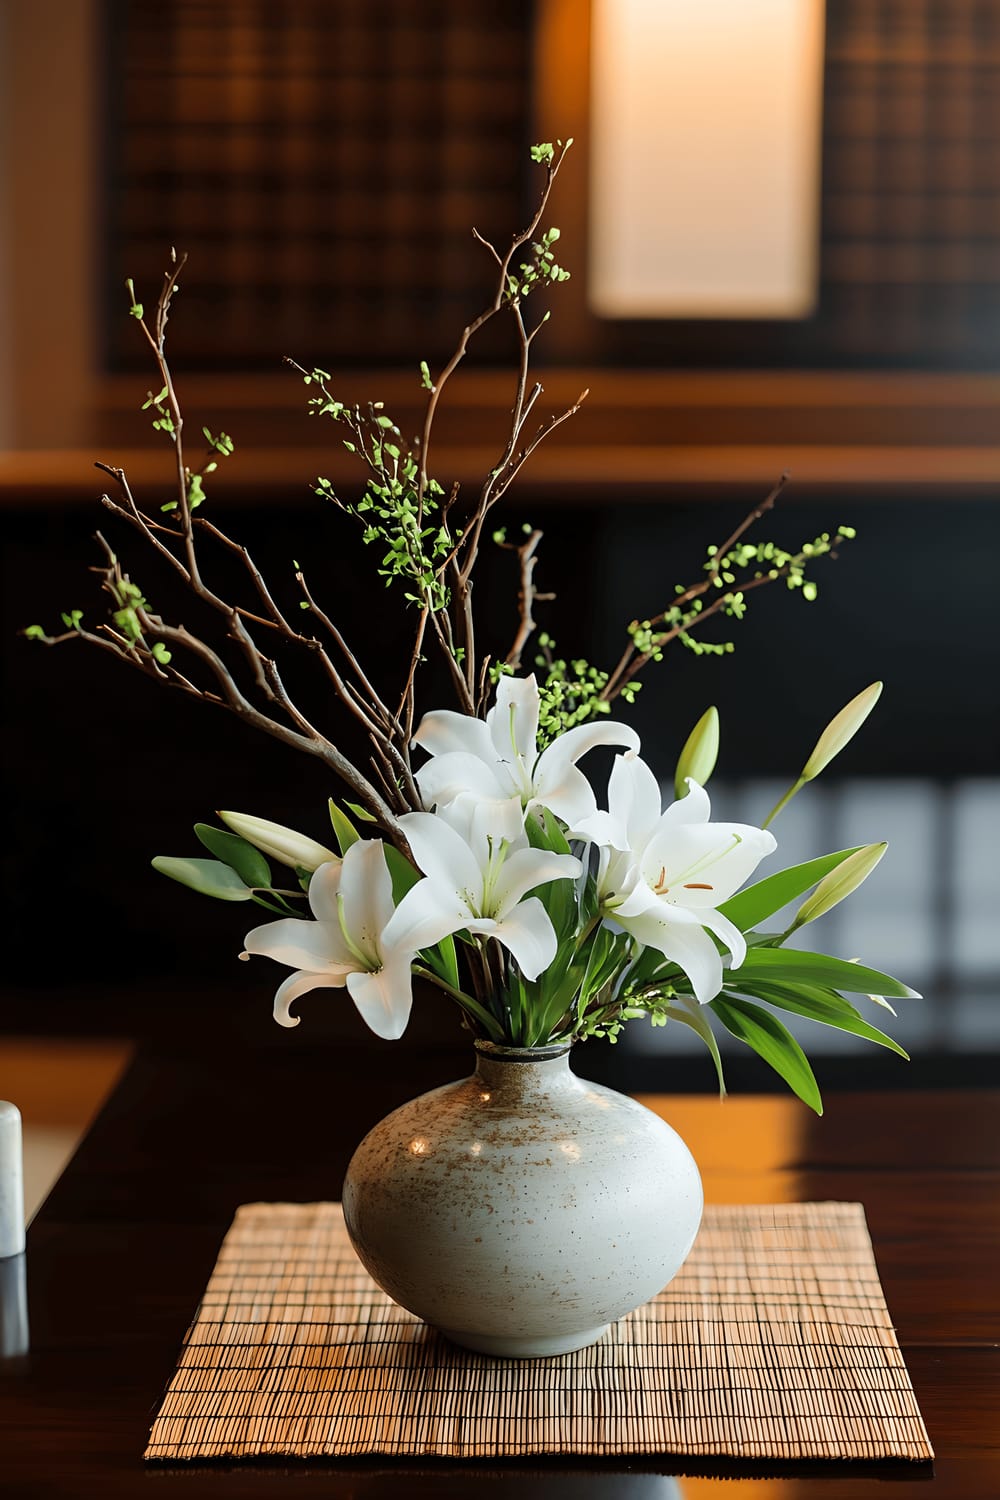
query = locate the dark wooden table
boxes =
[2,1037,998,1497]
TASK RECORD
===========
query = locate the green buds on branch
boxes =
[298,364,453,611]
[142,385,175,437]
[506,226,570,302]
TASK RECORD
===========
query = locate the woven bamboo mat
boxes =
[144,1200,932,1463]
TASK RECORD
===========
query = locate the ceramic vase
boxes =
[342,1040,703,1358]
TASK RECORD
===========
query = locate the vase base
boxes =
[437,1322,611,1359]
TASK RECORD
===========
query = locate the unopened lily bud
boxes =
[802,682,883,783]
[790,843,887,931]
[218,811,338,871]
[674,706,719,799]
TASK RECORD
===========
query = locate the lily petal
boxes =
[536,716,639,787]
[273,969,346,1028]
[415,751,511,811]
[244,916,354,972]
[657,778,712,830]
[339,841,396,959]
[488,895,558,980]
[569,808,623,848]
[307,860,343,924]
[412,708,496,762]
[699,906,748,970]
[488,673,540,764]
[641,821,776,906]
[532,719,640,826]
[443,795,526,864]
[529,762,602,828]
[491,848,582,915]
[617,905,725,1005]
[382,876,473,954]
[398,811,483,898]
[611,875,663,921]
[607,751,663,851]
[346,952,413,1040]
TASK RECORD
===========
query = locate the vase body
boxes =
[342,1041,703,1357]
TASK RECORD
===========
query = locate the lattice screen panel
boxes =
[105,0,530,368]
[821,0,1000,362]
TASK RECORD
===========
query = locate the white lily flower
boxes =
[412,673,639,828]
[241,840,415,1039]
[593,753,776,1005]
[383,799,582,980]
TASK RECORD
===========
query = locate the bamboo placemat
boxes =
[144,1201,932,1463]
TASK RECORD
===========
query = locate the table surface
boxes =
[2,1037,998,1498]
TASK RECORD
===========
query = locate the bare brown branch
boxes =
[501,529,553,672]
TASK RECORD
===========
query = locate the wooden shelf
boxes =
[6,369,1000,502]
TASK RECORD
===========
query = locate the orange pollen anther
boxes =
[653,866,670,895]
[683,882,714,890]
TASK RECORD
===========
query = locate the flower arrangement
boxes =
[26,142,915,1112]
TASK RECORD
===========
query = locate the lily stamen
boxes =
[657,832,743,893]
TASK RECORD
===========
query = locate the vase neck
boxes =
[472,1041,575,1099]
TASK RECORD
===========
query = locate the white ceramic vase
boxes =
[342,1041,703,1358]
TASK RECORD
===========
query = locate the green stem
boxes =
[412,965,505,1042]
[763,776,805,829]
[575,914,602,952]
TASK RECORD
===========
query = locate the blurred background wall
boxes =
[2,0,998,1089]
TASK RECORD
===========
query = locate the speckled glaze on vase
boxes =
[341,1041,703,1357]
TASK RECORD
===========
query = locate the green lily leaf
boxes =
[525,808,573,856]
[625,945,685,991]
[328,799,361,854]
[194,823,271,887]
[420,933,460,992]
[711,994,823,1114]
[579,926,628,1007]
[383,843,420,903]
[250,891,303,917]
[345,801,378,823]
[732,979,909,1058]
[668,998,727,1097]
[719,848,861,932]
[151,855,252,901]
[732,947,918,1000]
[525,812,581,942]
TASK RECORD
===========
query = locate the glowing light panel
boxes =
[590,0,826,319]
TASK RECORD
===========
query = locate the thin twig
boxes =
[501,529,553,671]
[295,568,398,733]
[194,517,295,631]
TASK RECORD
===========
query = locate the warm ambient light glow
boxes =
[589,0,826,319]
